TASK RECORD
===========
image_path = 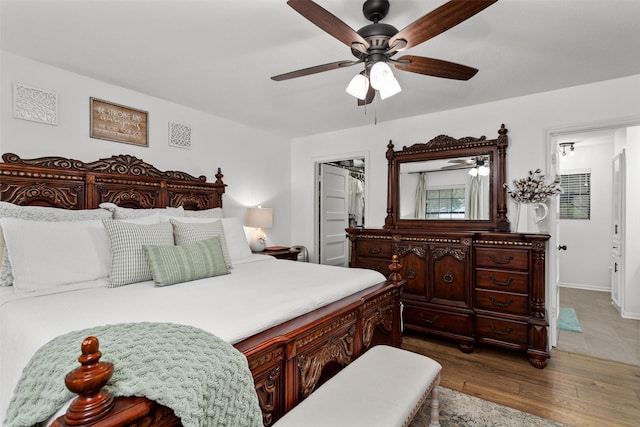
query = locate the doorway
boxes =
[315,157,365,266]
[546,120,640,365]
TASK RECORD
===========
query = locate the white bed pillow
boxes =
[0,218,111,292]
[121,213,162,225]
[103,219,174,287]
[183,207,224,218]
[221,218,253,262]
[99,202,185,219]
[170,218,232,268]
[0,202,113,287]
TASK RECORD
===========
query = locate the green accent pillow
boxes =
[143,236,229,286]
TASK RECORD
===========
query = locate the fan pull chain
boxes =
[374,90,378,125]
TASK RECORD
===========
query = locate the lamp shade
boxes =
[346,73,369,100]
[378,76,401,99]
[478,164,490,176]
[369,61,402,99]
[246,207,273,229]
[369,62,392,90]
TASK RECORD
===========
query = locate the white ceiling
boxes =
[2,0,640,139]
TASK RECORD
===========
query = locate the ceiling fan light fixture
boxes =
[346,73,370,99]
[370,61,401,99]
[378,76,401,99]
[369,61,393,90]
[478,164,490,176]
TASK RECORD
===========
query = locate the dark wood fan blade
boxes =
[288,0,370,49]
[394,55,478,80]
[389,0,498,50]
[357,84,376,106]
[271,60,358,81]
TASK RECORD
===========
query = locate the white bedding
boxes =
[0,254,385,419]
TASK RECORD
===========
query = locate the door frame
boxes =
[544,116,640,347]
[313,150,370,264]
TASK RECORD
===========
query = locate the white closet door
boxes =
[319,164,349,267]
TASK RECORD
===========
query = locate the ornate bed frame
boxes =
[0,153,403,426]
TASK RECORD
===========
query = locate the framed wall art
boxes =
[168,121,192,149]
[90,98,148,146]
[13,83,59,126]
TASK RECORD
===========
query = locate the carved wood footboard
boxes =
[51,257,404,427]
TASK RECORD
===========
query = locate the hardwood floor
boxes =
[401,333,640,427]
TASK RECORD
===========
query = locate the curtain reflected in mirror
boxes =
[468,175,486,219]
[414,173,427,219]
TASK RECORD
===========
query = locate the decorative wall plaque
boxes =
[90,98,148,146]
[168,121,192,149]
[13,83,58,125]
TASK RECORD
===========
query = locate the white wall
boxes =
[558,139,614,291]
[0,52,292,246]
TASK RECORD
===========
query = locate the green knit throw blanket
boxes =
[4,322,263,427]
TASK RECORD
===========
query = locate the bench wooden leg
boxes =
[429,385,440,427]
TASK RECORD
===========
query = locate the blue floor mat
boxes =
[559,307,583,333]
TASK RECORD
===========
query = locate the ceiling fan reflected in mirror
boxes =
[271,0,498,105]
[443,156,490,176]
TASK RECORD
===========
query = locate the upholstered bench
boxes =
[273,345,442,427]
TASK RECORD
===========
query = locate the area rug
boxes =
[559,307,583,332]
[409,386,567,427]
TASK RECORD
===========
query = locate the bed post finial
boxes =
[388,254,402,283]
[62,336,115,425]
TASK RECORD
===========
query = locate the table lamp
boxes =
[246,206,273,252]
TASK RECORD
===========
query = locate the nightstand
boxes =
[258,246,301,261]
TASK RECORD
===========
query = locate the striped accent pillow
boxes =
[170,219,232,268]
[103,219,174,287]
[143,237,229,286]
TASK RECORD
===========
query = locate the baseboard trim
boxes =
[558,283,610,292]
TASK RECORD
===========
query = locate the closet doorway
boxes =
[316,158,365,266]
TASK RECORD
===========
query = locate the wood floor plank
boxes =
[401,333,640,427]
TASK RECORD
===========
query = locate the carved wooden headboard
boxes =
[0,153,225,210]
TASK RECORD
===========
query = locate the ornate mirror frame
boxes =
[384,124,510,232]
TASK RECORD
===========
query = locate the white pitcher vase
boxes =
[512,202,548,233]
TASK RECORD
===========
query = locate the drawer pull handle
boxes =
[443,271,454,284]
[368,247,382,255]
[407,268,416,280]
[489,296,513,307]
[489,275,513,287]
[419,314,439,324]
[488,255,513,265]
[488,323,512,335]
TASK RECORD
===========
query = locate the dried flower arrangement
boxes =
[504,169,563,204]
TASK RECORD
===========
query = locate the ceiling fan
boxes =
[271,0,498,105]
[443,156,490,176]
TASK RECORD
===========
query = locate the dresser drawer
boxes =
[403,305,472,336]
[356,240,392,259]
[476,315,528,345]
[475,269,529,293]
[354,257,391,277]
[475,289,529,315]
[475,248,528,270]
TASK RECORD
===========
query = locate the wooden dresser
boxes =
[348,229,550,368]
[349,125,551,368]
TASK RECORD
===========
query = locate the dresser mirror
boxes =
[384,124,510,231]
